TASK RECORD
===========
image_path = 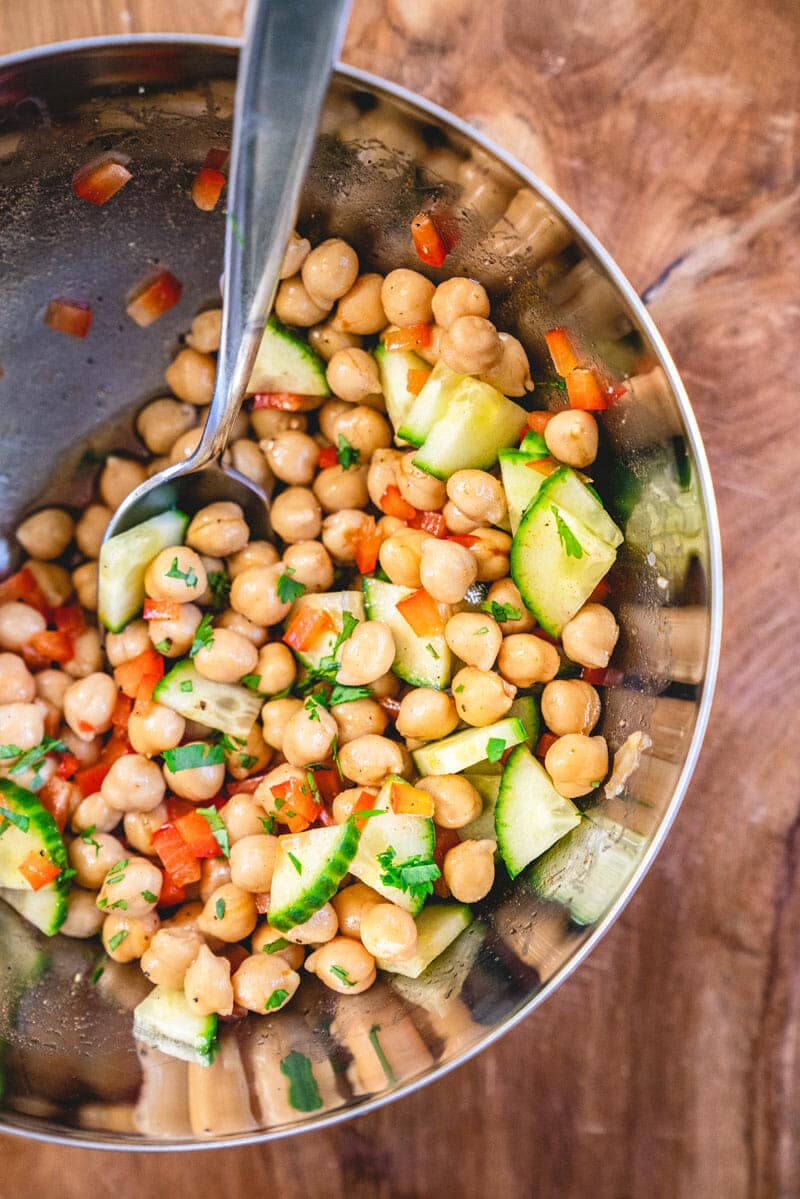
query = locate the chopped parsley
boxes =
[109,898,128,911]
[368,1024,396,1085]
[265,936,290,955]
[154,639,171,654]
[486,737,506,763]
[165,557,199,588]
[215,897,226,920]
[304,695,322,721]
[108,929,128,953]
[106,858,129,880]
[0,806,29,833]
[336,434,360,470]
[481,600,522,623]
[196,806,231,858]
[276,568,306,604]
[331,734,343,781]
[279,1051,323,1112]
[189,612,215,657]
[241,673,262,691]
[89,960,106,985]
[552,507,584,559]
[180,679,193,692]
[80,825,101,856]
[0,736,65,781]
[141,889,158,904]
[475,626,489,635]
[350,808,385,820]
[425,643,440,660]
[330,964,355,987]
[207,569,232,611]
[288,852,303,875]
[260,815,275,834]
[163,742,225,772]
[265,988,289,1011]
[328,683,373,706]
[454,684,465,693]
[377,846,440,902]
[305,770,321,805]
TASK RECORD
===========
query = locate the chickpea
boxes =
[127,700,186,757]
[444,612,502,672]
[72,561,98,611]
[68,832,127,890]
[251,923,306,970]
[186,501,249,557]
[331,883,383,938]
[250,407,307,440]
[147,455,171,477]
[431,277,491,330]
[0,653,34,705]
[97,854,163,919]
[162,741,226,802]
[216,608,268,647]
[197,883,257,943]
[229,834,278,893]
[0,702,44,752]
[419,538,477,604]
[161,901,205,936]
[322,510,371,564]
[61,727,101,767]
[544,409,599,468]
[60,888,105,939]
[74,504,112,559]
[394,689,457,743]
[165,347,215,406]
[332,273,386,335]
[336,621,395,688]
[318,399,351,443]
[541,679,601,736]
[250,642,295,698]
[379,527,431,589]
[283,902,338,946]
[143,546,206,605]
[280,232,311,280]
[261,697,303,752]
[331,698,388,745]
[123,803,169,855]
[64,627,103,678]
[184,944,234,1016]
[99,456,147,510]
[417,775,482,829]
[220,793,269,845]
[338,735,405,787]
[440,315,501,376]
[200,857,232,904]
[264,429,319,485]
[227,541,280,578]
[308,321,362,361]
[312,464,368,514]
[225,723,271,782]
[69,788,118,834]
[226,438,271,490]
[326,348,381,404]
[443,839,496,902]
[186,307,222,352]
[446,470,507,526]
[305,936,376,994]
[15,507,73,560]
[231,563,293,626]
[443,500,483,535]
[302,237,359,305]
[360,902,417,962]
[275,275,331,326]
[232,953,300,1013]
[23,560,72,608]
[282,540,334,594]
[336,407,392,460]
[140,927,203,990]
[485,578,537,633]
[415,323,444,366]
[380,268,435,327]
[480,332,533,397]
[469,527,512,582]
[396,452,447,511]
[102,910,159,963]
[136,398,195,456]
[331,786,378,824]
[146,602,201,658]
[272,487,323,544]
[545,733,608,799]
[370,670,400,700]
[561,604,619,669]
[0,602,46,651]
[33,668,69,710]
[63,673,117,741]
[367,448,402,509]
[105,620,149,667]
[168,427,203,465]
[101,753,166,813]
[452,666,515,726]
[193,627,258,684]
[282,702,337,768]
[498,634,560,688]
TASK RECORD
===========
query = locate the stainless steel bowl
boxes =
[0,36,722,1149]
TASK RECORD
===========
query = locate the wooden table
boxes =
[2,2,798,1195]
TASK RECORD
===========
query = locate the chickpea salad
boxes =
[0,228,634,1067]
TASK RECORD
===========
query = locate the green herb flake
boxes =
[2,736,65,778]
[260,816,275,834]
[350,808,385,820]
[265,988,289,1011]
[277,568,307,604]
[331,734,343,781]
[377,846,440,901]
[265,937,290,955]
[454,684,465,693]
[196,806,231,859]
[425,643,440,660]
[368,1024,397,1085]
[241,673,262,692]
[108,929,128,953]
[163,742,225,772]
[288,851,303,876]
[238,752,257,770]
[486,737,506,763]
[215,897,226,920]
[0,805,29,833]
[141,890,158,904]
[304,695,321,721]
[109,898,128,911]
[330,964,355,987]
[80,825,102,857]
[207,569,231,611]
[475,627,489,635]
[552,507,584,559]
[328,683,373,706]
[154,639,171,654]
[280,1051,323,1112]
[89,960,106,985]
[189,613,215,658]
[165,557,199,588]
[481,600,522,623]
[179,679,193,693]
[336,434,360,471]
[106,858,130,879]
[96,897,108,909]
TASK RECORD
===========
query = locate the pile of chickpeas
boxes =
[0,228,620,1020]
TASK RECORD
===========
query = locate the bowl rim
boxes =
[0,32,723,1152]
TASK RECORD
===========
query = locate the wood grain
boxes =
[2,2,799,1196]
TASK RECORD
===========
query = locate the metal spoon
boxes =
[103,0,350,542]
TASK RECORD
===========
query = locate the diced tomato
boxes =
[152,823,202,887]
[352,516,383,576]
[409,509,446,537]
[407,367,432,395]
[114,648,165,701]
[254,892,271,915]
[175,809,222,859]
[433,826,460,897]
[411,212,448,268]
[0,567,50,616]
[110,693,132,734]
[545,328,578,376]
[74,732,131,797]
[396,587,444,638]
[379,485,417,521]
[38,777,74,833]
[165,795,195,822]
[566,368,609,411]
[158,870,187,908]
[390,780,434,817]
[19,851,61,891]
[536,732,558,759]
[53,604,86,637]
[310,767,341,804]
[126,269,183,328]
[143,598,180,621]
[283,606,336,653]
[252,392,308,411]
[526,410,553,434]
[272,777,321,830]
[192,165,226,211]
[28,629,72,664]
[581,665,623,687]
[45,298,92,339]
[72,155,132,205]
[589,578,611,603]
[383,324,433,352]
[318,445,339,469]
[57,752,79,780]
[448,533,479,548]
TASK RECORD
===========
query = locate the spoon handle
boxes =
[193,0,351,466]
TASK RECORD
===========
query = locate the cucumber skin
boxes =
[269,820,362,932]
[153,660,262,739]
[362,577,451,690]
[374,342,427,437]
[494,744,581,879]
[133,985,218,1067]
[0,780,69,935]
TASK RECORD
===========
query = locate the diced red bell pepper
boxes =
[252,392,308,411]
[38,777,74,833]
[174,809,222,859]
[271,777,321,833]
[396,587,444,638]
[126,269,183,328]
[45,298,92,339]
[580,665,624,687]
[409,509,446,537]
[192,165,226,212]
[0,568,51,616]
[72,155,132,205]
[566,368,609,411]
[152,823,202,887]
[203,147,229,172]
[352,516,383,576]
[349,789,383,830]
[114,648,165,701]
[19,851,61,891]
[57,752,79,780]
[433,826,460,897]
[379,485,417,521]
[158,869,187,908]
[143,598,180,622]
[74,732,131,797]
[383,324,433,352]
[545,328,578,377]
[525,456,559,476]
[53,604,86,637]
[411,212,448,268]
[390,780,434,817]
[318,445,339,469]
[309,767,340,804]
[165,795,195,822]
[28,629,72,664]
[283,606,336,653]
[536,732,559,759]
[447,533,479,548]
[407,367,432,395]
[526,410,553,434]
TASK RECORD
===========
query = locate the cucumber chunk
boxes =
[526,811,647,926]
[288,591,365,673]
[362,577,451,689]
[374,341,428,437]
[412,376,527,480]
[387,919,486,1015]
[411,716,527,777]
[397,360,456,446]
[247,315,330,396]
[349,813,435,915]
[508,695,540,745]
[269,822,362,931]
[133,984,218,1067]
[0,888,67,938]
[153,660,262,739]
[511,470,618,637]
[375,902,473,978]
[545,467,623,549]
[458,774,501,841]
[495,745,581,879]
[98,509,189,633]
[0,780,68,935]
[499,450,552,535]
